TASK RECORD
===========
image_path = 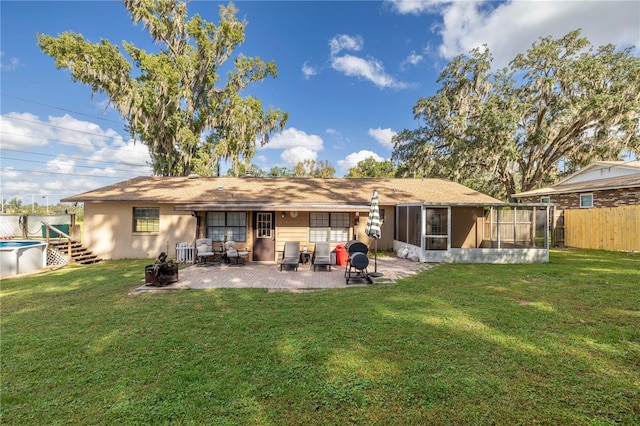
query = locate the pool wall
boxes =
[0,241,48,278]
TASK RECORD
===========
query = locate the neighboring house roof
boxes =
[513,161,640,198]
[62,176,503,209]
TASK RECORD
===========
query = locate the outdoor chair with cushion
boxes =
[195,238,215,264]
[280,241,300,271]
[225,240,249,265]
[312,241,332,271]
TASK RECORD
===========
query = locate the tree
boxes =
[393,30,640,199]
[225,163,266,177]
[346,157,397,177]
[292,160,335,178]
[267,166,291,177]
[38,1,288,177]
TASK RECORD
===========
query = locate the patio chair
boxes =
[280,241,300,271]
[195,238,215,264]
[312,241,332,271]
[225,240,249,265]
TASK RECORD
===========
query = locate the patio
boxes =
[133,256,432,293]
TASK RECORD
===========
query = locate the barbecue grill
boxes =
[344,240,373,284]
[145,252,179,286]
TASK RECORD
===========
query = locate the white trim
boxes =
[579,193,594,208]
[176,203,371,212]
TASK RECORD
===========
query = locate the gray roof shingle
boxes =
[62,176,503,206]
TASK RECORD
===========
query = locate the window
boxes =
[206,212,247,242]
[309,212,349,242]
[256,213,272,238]
[579,194,593,208]
[425,208,448,250]
[540,197,550,204]
[133,207,159,232]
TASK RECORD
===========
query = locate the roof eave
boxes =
[175,203,373,212]
[513,183,640,198]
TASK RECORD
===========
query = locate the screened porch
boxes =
[394,203,550,264]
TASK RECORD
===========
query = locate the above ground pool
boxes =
[0,240,48,278]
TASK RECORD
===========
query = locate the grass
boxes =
[1,249,639,425]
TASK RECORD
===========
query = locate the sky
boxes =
[1,0,639,206]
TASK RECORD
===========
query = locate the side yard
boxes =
[1,249,638,425]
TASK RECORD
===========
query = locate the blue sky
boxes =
[1,0,639,205]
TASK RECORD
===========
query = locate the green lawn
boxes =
[1,249,639,425]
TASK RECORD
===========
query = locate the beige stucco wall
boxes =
[83,202,196,260]
[356,207,394,251]
[83,203,395,260]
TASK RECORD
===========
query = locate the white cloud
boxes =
[0,113,152,203]
[262,127,324,167]
[0,112,55,149]
[49,114,124,152]
[48,157,76,175]
[368,128,397,149]
[301,61,318,79]
[390,0,640,69]
[0,51,21,71]
[90,140,152,175]
[329,34,364,56]
[400,52,424,70]
[263,127,324,151]
[337,150,385,171]
[386,0,441,15]
[281,146,318,166]
[328,34,411,89]
[331,54,409,89]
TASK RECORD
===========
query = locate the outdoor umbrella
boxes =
[365,189,382,276]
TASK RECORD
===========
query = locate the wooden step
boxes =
[48,241,102,265]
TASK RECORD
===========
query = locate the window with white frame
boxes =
[206,212,247,242]
[540,196,550,204]
[309,212,349,242]
[579,194,593,208]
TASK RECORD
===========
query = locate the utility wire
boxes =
[1,92,123,125]
[1,114,131,143]
[0,147,148,168]
[0,130,143,153]
[0,167,131,179]
[1,71,89,96]
[1,156,147,174]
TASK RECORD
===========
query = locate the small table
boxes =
[213,251,226,263]
[299,252,311,264]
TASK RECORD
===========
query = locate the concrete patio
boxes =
[133,256,433,293]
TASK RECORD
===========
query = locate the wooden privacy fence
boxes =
[564,205,640,251]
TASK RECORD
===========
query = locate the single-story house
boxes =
[513,161,640,208]
[513,160,640,248]
[62,176,550,264]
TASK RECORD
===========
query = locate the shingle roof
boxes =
[513,173,640,198]
[553,160,640,186]
[62,176,503,206]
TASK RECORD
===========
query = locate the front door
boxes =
[253,212,275,261]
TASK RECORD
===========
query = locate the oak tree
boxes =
[38,1,288,176]
[393,30,640,199]
[346,157,397,178]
